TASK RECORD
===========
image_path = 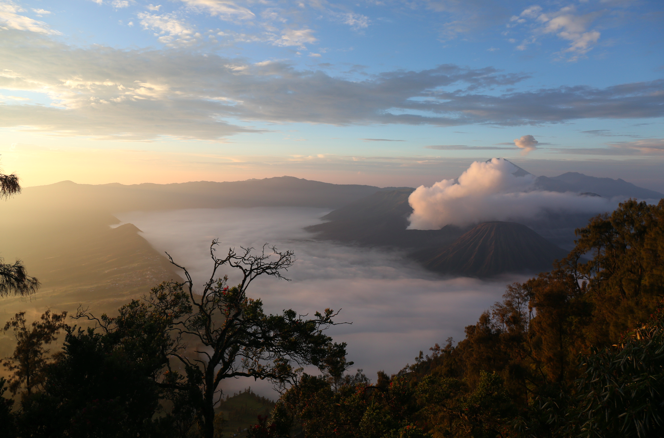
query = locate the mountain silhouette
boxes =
[533,172,662,199]
[305,187,465,248]
[413,221,569,278]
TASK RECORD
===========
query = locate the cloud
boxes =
[343,13,369,30]
[112,0,130,8]
[31,8,50,16]
[549,139,664,156]
[581,129,640,138]
[421,0,510,40]
[0,94,29,101]
[363,138,404,142]
[180,0,255,21]
[425,145,512,150]
[0,31,662,141]
[513,134,538,155]
[138,12,198,46]
[147,4,161,11]
[407,158,616,230]
[509,5,601,61]
[610,139,664,154]
[275,28,317,48]
[115,207,520,396]
[0,2,60,34]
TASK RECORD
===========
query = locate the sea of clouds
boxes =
[116,207,523,398]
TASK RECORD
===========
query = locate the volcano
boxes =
[414,221,569,278]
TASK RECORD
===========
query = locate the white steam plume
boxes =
[407,158,615,230]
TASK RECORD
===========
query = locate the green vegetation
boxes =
[1,241,348,438]
[251,199,664,438]
[217,388,276,437]
[1,199,663,437]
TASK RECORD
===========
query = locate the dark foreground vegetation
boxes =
[2,192,663,436]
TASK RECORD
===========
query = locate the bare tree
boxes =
[80,240,351,438]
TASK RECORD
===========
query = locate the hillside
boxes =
[534,172,663,199]
[306,168,662,254]
[16,176,381,213]
[413,221,569,278]
[305,187,465,248]
[216,389,275,437]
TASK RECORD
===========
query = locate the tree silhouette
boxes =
[0,166,39,297]
[1,310,68,397]
[76,239,351,438]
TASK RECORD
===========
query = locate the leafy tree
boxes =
[0,166,39,297]
[10,282,195,438]
[269,369,437,438]
[0,378,15,438]
[69,240,350,438]
[565,199,664,345]
[1,310,68,397]
[536,302,664,438]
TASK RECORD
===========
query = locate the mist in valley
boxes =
[115,207,524,397]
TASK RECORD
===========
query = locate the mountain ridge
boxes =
[412,221,569,278]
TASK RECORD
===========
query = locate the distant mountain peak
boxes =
[534,172,663,199]
[485,158,532,177]
[416,221,568,278]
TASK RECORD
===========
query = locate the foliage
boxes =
[217,388,276,437]
[1,310,68,396]
[0,378,15,438]
[538,305,664,438]
[269,370,432,438]
[140,240,352,438]
[0,171,20,198]
[0,168,39,297]
[264,199,664,438]
[2,199,664,437]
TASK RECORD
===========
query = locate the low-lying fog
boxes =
[116,207,527,398]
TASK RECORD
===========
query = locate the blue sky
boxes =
[0,0,663,189]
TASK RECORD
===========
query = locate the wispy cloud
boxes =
[274,28,317,48]
[112,0,130,8]
[343,12,369,30]
[550,139,664,156]
[138,12,199,46]
[509,5,601,61]
[581,129,640,138]
[421,0,510,40]
[609,139,664,154]
[0,31,662,141]
[425,145,512,150]
[31,8,50,16]
[180,0,255,21]
[0,1,60,35]
[363,138,404,142]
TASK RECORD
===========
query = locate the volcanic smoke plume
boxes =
[407,158,615,230]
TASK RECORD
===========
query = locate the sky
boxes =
[0,0,663,189]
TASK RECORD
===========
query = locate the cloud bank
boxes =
[407,158,616,230]
[1,30,663,140]
[115,207,518,396]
